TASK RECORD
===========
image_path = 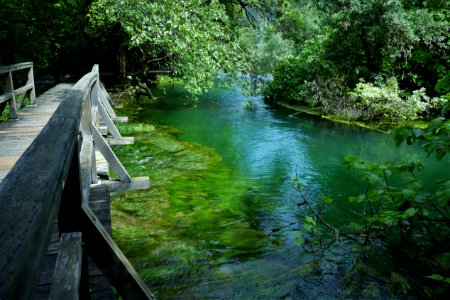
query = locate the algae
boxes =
[110,121,272,288]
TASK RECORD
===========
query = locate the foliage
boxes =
[249,25,295,75]
[395,105,450,160]
[275,1,322,49]
[264,31,334,104]
[349,78,447,121]
[0,0,91,79]
[264,0,450,122]
[289,109,450,297]
[88,0,252,96]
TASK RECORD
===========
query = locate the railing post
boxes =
[27,65,36,105]
[58,139,91,299]
[5,71,17,119]
[91,81,100,128]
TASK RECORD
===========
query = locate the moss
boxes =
[363,282,381,299]
[388,272,411,296]
[110,123,270,285]
[293,259,321,276]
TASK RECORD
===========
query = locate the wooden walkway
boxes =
[0,63,153,300]
[0,83,73,182]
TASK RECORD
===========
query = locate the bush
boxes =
[264,32,334,105]
[350,78,447,121]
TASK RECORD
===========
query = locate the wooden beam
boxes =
[28,66,36,105]
[90,122,131,183]
[98,81,130,124]
[14,83,34,97]
[99,83,117,118]
[6,71,17,119]
[107,136,134,145]
[0,117,79,300]
[0,62,33,74]
[0,93,12,103]
[99,177,150,192]
[112,116,128,123]
[79,135,94,204]
[49,232,83,300]
[97,95,123,140]
[0,67,96,300]
[81,204,155,300]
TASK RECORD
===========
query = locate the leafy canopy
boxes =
[89,0,251,96]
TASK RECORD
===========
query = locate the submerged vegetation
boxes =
[290,105,450,297]
[112,117,272,294]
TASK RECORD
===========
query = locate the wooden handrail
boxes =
[0,62,34,74]
[0,62,36,118]
[0,64,153,299]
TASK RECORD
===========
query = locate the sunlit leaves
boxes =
[426,274,450,284]
[89,0,251,96]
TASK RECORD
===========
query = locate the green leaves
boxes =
[349,77,447,121]
[426,274,450,284]
[89,0,251,97]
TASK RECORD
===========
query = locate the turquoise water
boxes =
[113,82,448,299]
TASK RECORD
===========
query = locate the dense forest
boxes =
[1,0,449,121]
[1,0,449,298]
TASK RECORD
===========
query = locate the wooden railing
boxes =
[0,65,152,299]
[0,62,36,119]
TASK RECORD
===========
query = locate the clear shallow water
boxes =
[113,83,448,299]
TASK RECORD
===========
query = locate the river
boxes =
[112,82,447,299]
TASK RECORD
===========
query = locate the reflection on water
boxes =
[113,83,447,299]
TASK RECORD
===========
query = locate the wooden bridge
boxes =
[0,63,154,299]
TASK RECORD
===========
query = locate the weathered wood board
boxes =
[0,83,73,185]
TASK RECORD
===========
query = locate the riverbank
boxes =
[275,101,429,133]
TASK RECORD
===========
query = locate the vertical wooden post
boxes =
[58,142,91,300]
[91,80,100,128]
[5,71,17,119]
[80,92,92,136]
[28,66,36,105]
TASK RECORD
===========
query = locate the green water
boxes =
[112,83,447,299]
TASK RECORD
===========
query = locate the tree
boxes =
[264,0,449,121]
[88,0,253,96]
[0,0,91,79]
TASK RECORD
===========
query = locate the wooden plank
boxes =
[14,83,34,96]
[0,117,79,300]
[91,123,131,183]
[0,93,12,103]
[95,149,107,180]
[0,128,42,134]
[6,71,17,119]
[0,156,19,170]
[0,62,33,74]
[97,95,122,139]
[99,83,117,118]
[112,116,128,123]
[99,177,150,192]
[80,135,94,204]
[0,73,95,298]
[28,66,36,105]
[107,136,134,145]
[89,184,112,234]
[17,111,53,116]
[49,232,83,300]
[80,204,155,300]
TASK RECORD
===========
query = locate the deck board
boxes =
[0,83,73,185]
[1,83,115,300]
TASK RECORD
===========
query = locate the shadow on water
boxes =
[111,82,448,299]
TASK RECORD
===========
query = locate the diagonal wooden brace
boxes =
[90,122,131,183]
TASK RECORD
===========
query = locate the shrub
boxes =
[350,78,447,121]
